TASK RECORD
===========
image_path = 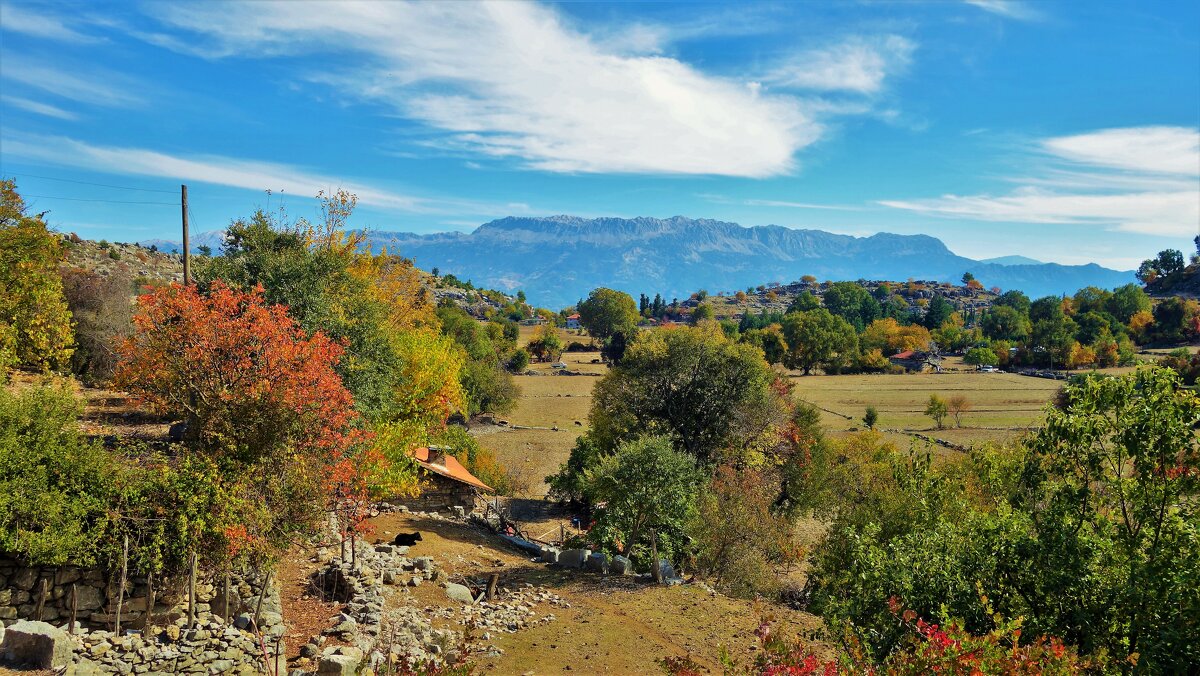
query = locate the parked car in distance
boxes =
[552,361,567,369]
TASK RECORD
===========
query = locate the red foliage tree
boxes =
[115,282,379,556]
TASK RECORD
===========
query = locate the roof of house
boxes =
[412,447,494,492]
[567,313,580,320]
[890,350,918,360]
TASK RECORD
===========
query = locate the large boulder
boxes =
[585,552,609,574]
[444,583,475,604]
[0,620,74,669]
[611,555,633,575]
[557,548,591,569]
[317,651,362,675]
[539,546,560,564]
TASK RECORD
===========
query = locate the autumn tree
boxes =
[947,395,971,427]
[0,180,74,372]
[115,281,375,554]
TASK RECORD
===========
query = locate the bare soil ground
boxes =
[364,511,827,674]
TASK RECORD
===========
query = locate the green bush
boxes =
[0,380,117,566]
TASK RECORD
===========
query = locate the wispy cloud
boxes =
[764,36,916,94]
[1,55,142,107]
[699,193,868,211]
[880,126,1200,237]
[964,0,1046,22]
[1,132,519,215]
[137,1,871,177]
[1,95,77,120]
[0,3,102,42]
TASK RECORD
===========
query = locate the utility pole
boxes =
[181,184,190,285]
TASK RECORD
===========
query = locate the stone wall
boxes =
[0,557,285,673]
[397,473,483,514]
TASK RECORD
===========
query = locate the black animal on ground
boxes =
[393,532,423,546]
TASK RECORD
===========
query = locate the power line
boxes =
[23,194,180,206]
[13,173,179,194]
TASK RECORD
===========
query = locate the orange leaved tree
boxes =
[115,281,378,558]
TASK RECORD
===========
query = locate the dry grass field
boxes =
[477,326,1140,494]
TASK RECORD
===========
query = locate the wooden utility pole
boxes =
[181,184,190,285]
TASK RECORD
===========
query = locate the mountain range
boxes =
[141,216,1135,309]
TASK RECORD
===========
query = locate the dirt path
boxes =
[366,511,826,674]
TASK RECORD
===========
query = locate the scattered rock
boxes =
[0,620,73,669]
[444,583,475,604]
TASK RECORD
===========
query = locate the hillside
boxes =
[362,216,1134,308]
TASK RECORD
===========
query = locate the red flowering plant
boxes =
[115,281,379,562]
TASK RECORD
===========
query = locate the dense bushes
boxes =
[0,382,116,566]
[804,367,1200,670]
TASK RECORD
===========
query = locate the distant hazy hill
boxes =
[979,255,1044,266]
[138,230,226,255]
[365,216,1135,309]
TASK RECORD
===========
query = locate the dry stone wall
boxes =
[0,557,284,673]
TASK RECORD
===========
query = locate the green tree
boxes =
[578,288,639,342]
[781,308,859,375]
[922,294,954,330]
[583,435,702,567]
[924,394,948,429]
[981,305,1031,342]
[822,282,880,332]
[741,326,788,365]
[507,348,530,372]
[787,291,821,313]
[963,346,998,366]
[862,406,878,430]
[586,322,780,463]
[1106,283,1152,324]
[993,289,1032,316]
[0,180,74,371]
[1137,248,1185,284]
[691,303,715,324]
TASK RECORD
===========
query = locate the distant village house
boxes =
[399,446,494,514]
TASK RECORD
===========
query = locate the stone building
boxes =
[399,447,494,514]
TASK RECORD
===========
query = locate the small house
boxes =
[889,350,937,372]
[565,313,581,330]
[399,446,494,514]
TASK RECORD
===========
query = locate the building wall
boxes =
[396,472,483,513]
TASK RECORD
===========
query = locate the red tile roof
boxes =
[412,447,494,492]
[890,350,918,360]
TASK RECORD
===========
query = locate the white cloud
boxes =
[1041,126,1199,176]
[765,36,916,94]
[880,126,1200,237]
[142,1,838,177]
[0,132,508,214]
[0,3,101,42]
[1,55,142,107]
[742,198,866,211]
[964,1,1045,22]
[1,95,77,120]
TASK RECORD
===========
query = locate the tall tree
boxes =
[578,288,639,342]
[782,308,859,375]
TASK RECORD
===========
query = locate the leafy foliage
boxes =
[0,180,74,371]
[582,435,702,568]
[781,308,858,375]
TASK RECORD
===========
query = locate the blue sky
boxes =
[1,0,1197,270]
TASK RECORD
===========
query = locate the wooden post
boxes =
[69,584,78,634]
[486,573,499,601]
[115,534,128,634]
[187,551,197,633]
[145,571,155,631]
[34,577,48,621]
[650,530,662,584]
[223,567,231,621]
[181,184,190,285]
[252,570,273,631]
[350,531,357,570]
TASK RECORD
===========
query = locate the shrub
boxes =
[507,348,530,373]
[923,394,947,429]
[0,381,117,566]
[862,406,878,430]
[60,267,134,384]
